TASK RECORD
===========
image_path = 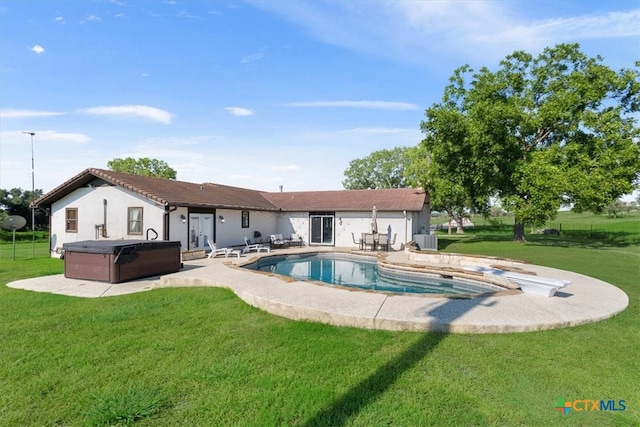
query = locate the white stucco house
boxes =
[34,168,431,257]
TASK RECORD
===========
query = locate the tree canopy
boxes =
[0,188,46,228]
[107,157,177,180]
[406,143,485,233]
[342,147,414,189]
[421,43,640,241]
[342,145,483,233]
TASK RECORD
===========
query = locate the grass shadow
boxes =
[302,332,446,426]
[302,297,492,426]
[437,231,639,250]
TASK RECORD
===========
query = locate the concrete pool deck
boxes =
[6,247,629,333]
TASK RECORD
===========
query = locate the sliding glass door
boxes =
[310,214,334,245]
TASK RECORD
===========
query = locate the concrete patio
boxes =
[6,247,629,333]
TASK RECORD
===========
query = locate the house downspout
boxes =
[102,199,108,237]
[46,207,52,257]
[164,204,177,240]
[94,199,109,239]
[403,210,408,250]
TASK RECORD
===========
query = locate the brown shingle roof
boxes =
[34,168,279,210]
[261,188,427,212]
[34,168,428,212]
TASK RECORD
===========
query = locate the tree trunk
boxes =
[455,214,464,234]
[513,222,526,242]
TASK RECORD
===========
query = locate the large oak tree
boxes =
[421,44,640,241]
[107,157,177,180]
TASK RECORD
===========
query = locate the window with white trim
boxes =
[127,207,143,235]
[66,208,78,233]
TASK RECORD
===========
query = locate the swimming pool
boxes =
[243,253,502,296]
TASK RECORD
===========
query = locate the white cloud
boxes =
[250,1,640,65]
[81,14,101,24]
[241,53,264,63]
[0,109,64,119]
[225,107,254,116]
[55,16,65,24]
[35,130,91,144]
[339,127,419,135]
[282,100,419,110]
[0,130,90,144]
[471,9,640,50]
[31,45,44,54]
[268,165,301,172]
[142,135,220,146]
[81,105,173,124]
[177,10,198,19]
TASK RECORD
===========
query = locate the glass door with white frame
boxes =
[189,213,214,249]
[310,214,334,245]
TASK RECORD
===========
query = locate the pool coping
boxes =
[6,247,630,333]
[237,250,516,298]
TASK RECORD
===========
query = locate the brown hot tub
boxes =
[62,240,182,283]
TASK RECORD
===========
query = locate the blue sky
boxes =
[1,0,638,194]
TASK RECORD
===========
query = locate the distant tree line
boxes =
[0,188,46,230]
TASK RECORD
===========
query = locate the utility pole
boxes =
[22,131,36,258]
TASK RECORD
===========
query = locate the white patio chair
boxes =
[363,233,376,251]
[351,232,363,250]
[207,239,241,259]
[377,234,389,251]
[243,236,270,254]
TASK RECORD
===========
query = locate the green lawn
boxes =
[1,226,639,425]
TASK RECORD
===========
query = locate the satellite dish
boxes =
[2,215,27,231]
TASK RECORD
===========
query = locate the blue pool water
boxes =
[243,253,501,295]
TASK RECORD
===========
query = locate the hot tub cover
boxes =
[62,239,181,254]
[62,239,182,283]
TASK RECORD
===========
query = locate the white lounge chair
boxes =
[463,266,570,297]
[508,278,563,297]
[207,239,241,258]
[242,236,270,254]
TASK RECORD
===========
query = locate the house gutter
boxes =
[103,199,108,237]
[404,210,408,249]
[164,204,177,240]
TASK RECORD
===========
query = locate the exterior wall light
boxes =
[219,215,225,223]
[180,214,186,224]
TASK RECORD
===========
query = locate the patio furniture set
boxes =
[352,233,396,251]
[208,231,395,260]
[207,234,304,259]
[269,234,303,249]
